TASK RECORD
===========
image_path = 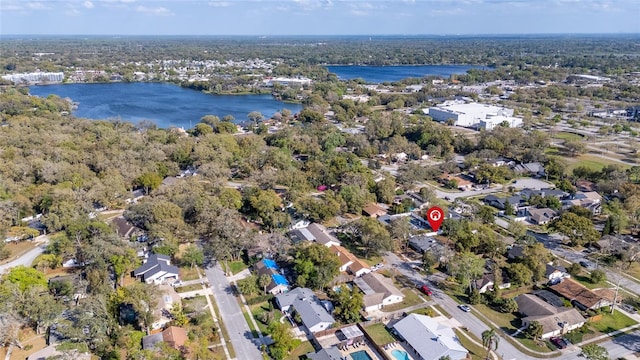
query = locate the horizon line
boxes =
[2,32,639,37]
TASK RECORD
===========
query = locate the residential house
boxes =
[329,245,371,277]
[483,194,525,212]
[439,174,474,191]
[353,272,404,312]
[474,274,511,294]
[152,285,182,330]
[595,235,629,254]
[408,235,444,256]
[111,216,143,239]
[132,253,180,284]
[575,180,597,192]
[550,279,612,310]
[275,287,335,333]
[507,245,525,260]
[562,191,603,214]
[362,203,388,218]
[545,263,570,284]
[288,223,341,247]
[516,294,586,339]
[391,314,469,360]
[142,326,188,350]
[253,259,290,295]
[519,188,567,200]
[512,162,545,177]
[527,208,558,225]
[306,346,343,360]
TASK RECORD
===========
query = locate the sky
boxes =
[1,0,638,36]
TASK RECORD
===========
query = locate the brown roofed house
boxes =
[328,245,371,277]
[362,203,387,218]
[550,279,611,310]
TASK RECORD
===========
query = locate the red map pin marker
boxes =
[426,206,444,232]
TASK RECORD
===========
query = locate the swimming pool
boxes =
[391,349,409,360]
[350,350,374,360]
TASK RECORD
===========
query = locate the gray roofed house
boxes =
[527,208,558,225]
[516,294,586,339]
[132,253,180,284]
[545,263,570,284]
[288,223,340,247]
[275,287,334,333]
[306,346,343,360]
[392,314,468,360]
[512,162,545,177]
[353,272,404,312]
[408,235,443,255]
[142,332,164,350]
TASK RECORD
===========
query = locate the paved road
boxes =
[528,231,640,296]
[604,330,640,358]
[383,252,536,360]
[204,264,262,360]
[0,236,49,274]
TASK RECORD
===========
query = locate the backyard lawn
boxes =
[589,310,637,334]
[363,323,395,345]
[222,260,248,275]
[180,266,200,281]
[285,341,315,360]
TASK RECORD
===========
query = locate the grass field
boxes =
[363,323,395,345]
[175,284,204,293]
[553,131,585,141]
[222,260,248,275]
[589,311,637,334]
[454,329,487,360]
[285,341,315,360]
[180,266,200,281]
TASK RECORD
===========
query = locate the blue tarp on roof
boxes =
[272,274,289,286]
[262,259,279,270]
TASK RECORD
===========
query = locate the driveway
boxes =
[204,264,263,360]
[0,236,49,274]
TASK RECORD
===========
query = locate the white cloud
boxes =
[136,5,173,15]
[83,1,95,8]
[0,1,23,12]
[209,0,231,7]
[27,2,51,10]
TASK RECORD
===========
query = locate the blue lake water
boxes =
[326,65,487,83]
[29,82,303,129]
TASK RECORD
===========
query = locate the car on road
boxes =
[579,260,594,269]
[458,304,471,312]
[419,284,433,296]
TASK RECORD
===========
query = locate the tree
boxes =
[477,206,495,224]
[448,252,485,293]
[508,262,534,286]
[236,275,258,295]
[267,321,296,360]
[581,344,609,360]
[293,243,340,290]
[590,269,606,284]
[563,138,587,156]
[389,216,412,249]
[551,212,600,247]
[298,108,325,123]
[349,217,393,257]
[258,274,272,295]
[134,172,162,195]
[481,329,499,360]
[330,285,363,324]
[524,321,543,341]
[3,266,47,291]
[248,111,264,125]
[375,177,396,204]
[181,244,204,267]
[110,249,139,287]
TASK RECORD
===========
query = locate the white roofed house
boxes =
[133,253,180,284]
[288,223,341,247]
[391,314,468,360]
[353,272,404,313]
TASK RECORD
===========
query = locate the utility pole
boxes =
[611,269,623,314]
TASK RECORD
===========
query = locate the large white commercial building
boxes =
[2,72,64,84]
[427,100,522,130]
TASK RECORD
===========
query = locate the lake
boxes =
[326,65,487,83]
[29,82,303,129]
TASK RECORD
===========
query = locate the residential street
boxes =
[0,235,49,274]
[204,264,263,360]
[382,251,631,360]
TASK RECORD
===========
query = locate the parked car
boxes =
[458,304,471,312]
[620,303,637,314]
[171,280,183,287]
[420,285,433,296]
[550,337,567,349]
